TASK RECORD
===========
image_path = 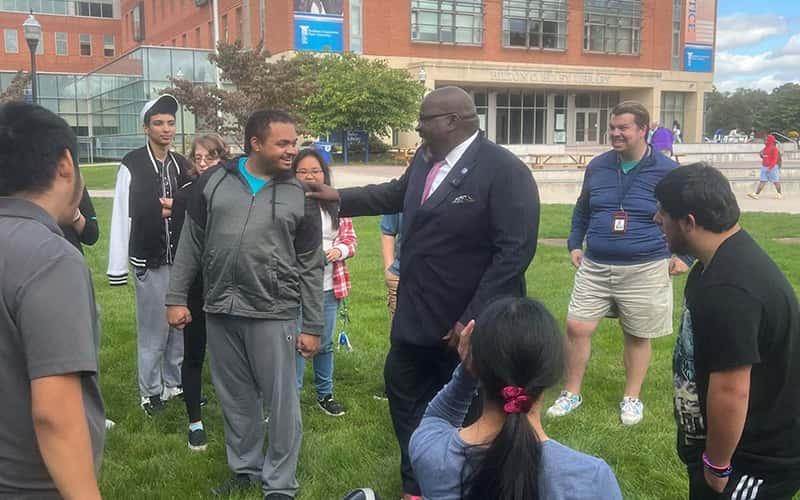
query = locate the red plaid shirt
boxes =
[332,217,357,299]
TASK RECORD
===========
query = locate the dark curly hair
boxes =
[0,102,79,196]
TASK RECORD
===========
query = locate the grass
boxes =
[83,164,120,190]
[82,200,800,499]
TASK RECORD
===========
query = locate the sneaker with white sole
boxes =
[105,418,116,430]
[318,395,346,416]
[546,390,582,417]
[188,428,208,451]
[746,192,759,199]
[162,386,184,401]
[620,396,644,425]
[776,193,783,199]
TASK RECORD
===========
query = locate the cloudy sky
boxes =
[715,0,800,93]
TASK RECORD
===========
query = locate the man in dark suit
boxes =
[308,86,539,499]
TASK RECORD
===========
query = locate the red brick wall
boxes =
[362,0,675,71]
[0,11,121,73]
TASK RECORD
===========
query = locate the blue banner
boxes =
[684,44,713,73]
[294,13,343,52]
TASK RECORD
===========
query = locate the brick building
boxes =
[1,0,716,154]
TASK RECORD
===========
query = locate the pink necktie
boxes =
[421,160,445,203]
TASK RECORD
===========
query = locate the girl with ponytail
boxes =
[409,297,622,500]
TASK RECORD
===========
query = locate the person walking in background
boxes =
[167,110,323,499]
[649,121,674,158]
[294,148,357,417]
[306,86,540,500]
[170,133,230,451]
[548,101,690,426]
[0,102,104,500]
[673,120,683,144]
[410,297,622,500]
[655,164,800,499]
[107,94,193,415]
[747,134,783,200]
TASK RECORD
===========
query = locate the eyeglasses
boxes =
[296,169,323,176]
[194,154,219,164]
[417,112,455,123]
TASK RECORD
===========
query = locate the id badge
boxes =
[612,210,628,234]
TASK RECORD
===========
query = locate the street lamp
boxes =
[23,13,41,103]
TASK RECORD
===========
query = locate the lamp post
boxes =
[418,65,427,96]
[22,13,41,104]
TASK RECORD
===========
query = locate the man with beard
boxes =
[307,86,539,500]
[547,101,689,426]
[166,110,323,499]
[107,94,192,415]
[0,102,104,499]
[654,164,800,499]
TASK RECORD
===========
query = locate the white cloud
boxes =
[716,14,789,51]
[714,49,800,92]
[784,34,800,55]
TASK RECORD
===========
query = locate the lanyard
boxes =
[616,147,650,211]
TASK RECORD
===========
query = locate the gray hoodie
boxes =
[166,156,324,335]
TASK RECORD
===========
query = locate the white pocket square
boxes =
[452,195,475,204]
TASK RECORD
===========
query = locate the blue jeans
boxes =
[296,290,340,398]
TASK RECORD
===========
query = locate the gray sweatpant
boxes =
[133,265,183,398]
[206,314,302,497]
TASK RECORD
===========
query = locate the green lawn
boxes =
[83,164,120,190]
[83,200,800,499]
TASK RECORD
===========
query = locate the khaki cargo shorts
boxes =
[567,257,673,339]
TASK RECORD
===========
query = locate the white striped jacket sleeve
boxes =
[107,163,131,286]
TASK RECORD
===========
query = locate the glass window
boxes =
[671,0,681,70]
[411,0,483,45]
[495,88,548,145]
[4,29,18,54]
[583,0,641,55]
[349,0,362,53]
[56,32,67,55]
[79,33,91,56]
[132,3,144,41]
[661,92,685,131]
[503,0,567,50]
[104,34,115,57]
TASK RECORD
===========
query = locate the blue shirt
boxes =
[238,157,269,194]
[409,365,622,500]
[380,213,402,276]
[568,148,679,265]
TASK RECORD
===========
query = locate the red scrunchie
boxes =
[501,386,532,414]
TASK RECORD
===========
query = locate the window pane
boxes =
[510,109,522,144]
[496,108,509,145]
[522,109,535,144]
[507,18,526,46]
[4,29,18,53]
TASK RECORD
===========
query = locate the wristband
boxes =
[702,452,733,478]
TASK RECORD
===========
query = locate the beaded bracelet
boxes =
[702,452,733,478]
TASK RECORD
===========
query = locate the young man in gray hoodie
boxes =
[166,110,323,500]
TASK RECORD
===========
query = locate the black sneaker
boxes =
[210,473,259,496]
[264,494,293,500]
[188,428,207,451]
[317,395,345,416]
[141,395,166,416]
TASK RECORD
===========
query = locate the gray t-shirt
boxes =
[0,198,105,496]
[410,365,622,500]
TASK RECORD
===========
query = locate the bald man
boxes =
[308,86,540,498]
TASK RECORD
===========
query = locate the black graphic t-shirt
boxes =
[675,230,800,472]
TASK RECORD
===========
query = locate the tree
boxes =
[164,41,320,137]
[303,52,422,138]
[755,83,800,134]
[0,71,31,104]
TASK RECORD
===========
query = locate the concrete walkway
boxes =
[89,162,800,214]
